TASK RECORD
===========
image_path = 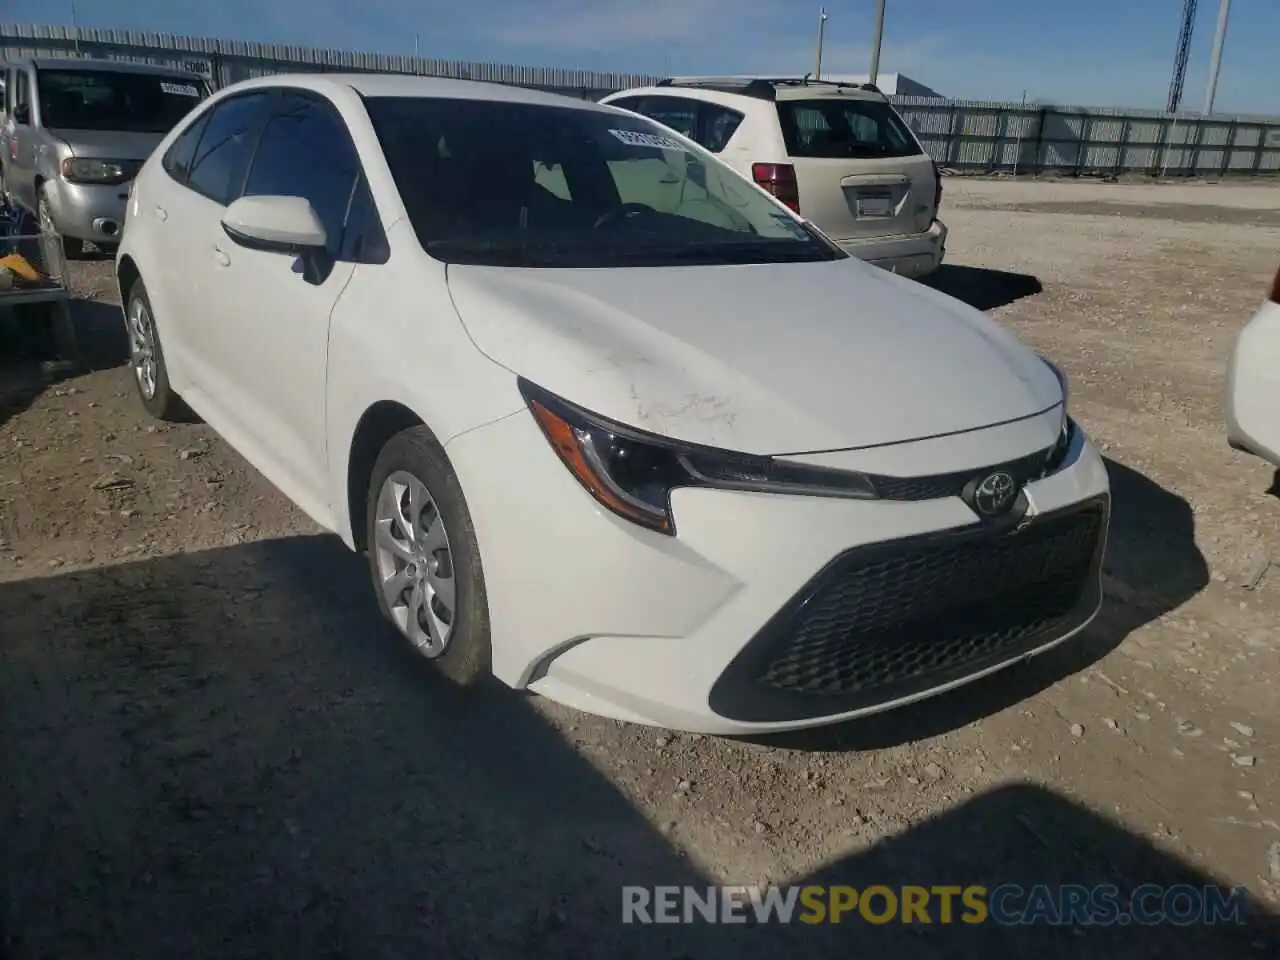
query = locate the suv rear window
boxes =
[776,98,922,159]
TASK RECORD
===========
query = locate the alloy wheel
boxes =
[373,470,457,656]
[126,296,158,400]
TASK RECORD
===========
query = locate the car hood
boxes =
[46,129,165,162]
[446,258,1062,456]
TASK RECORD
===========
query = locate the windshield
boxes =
[364,96,845,268]
[776,98,923,160]
[36,69,207,133]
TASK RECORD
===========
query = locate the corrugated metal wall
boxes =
[894,97,1280,176]
[0,22,657,101]
[5,23,1280,176]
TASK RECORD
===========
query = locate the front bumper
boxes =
[1226,300,1280,467]
[838,219,947,279]
[445,409,1110,735]
[43,179,129,243]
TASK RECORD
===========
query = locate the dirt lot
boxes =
[3,178,1280,957]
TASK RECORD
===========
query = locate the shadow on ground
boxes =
[0,298,126,430]
[758,456,1207,753]
[922,265,1044,311]
[0,528,1262,958]
[70,243,119,263]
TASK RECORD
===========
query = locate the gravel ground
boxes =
[3,178,1280,957]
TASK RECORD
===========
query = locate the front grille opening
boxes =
[708,498,1106,723]
[762,579,1084,696]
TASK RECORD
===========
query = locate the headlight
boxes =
[1038,356,1074,474]
[60,157,138,185]
[1043,413,1076,475]
[519,378,876,535]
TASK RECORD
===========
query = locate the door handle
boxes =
[213,245,230,267]
[154,205,167,222]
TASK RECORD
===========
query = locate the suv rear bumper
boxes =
[838,219,947,279]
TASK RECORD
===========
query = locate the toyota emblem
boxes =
[972,471,1017,517]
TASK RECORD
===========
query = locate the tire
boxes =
[124,278,191,422]
[365,427,492,686]
[36,189,81,260]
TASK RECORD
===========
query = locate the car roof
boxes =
[224,72,619,113]
[17,57,205,80]
[616,76,888,104]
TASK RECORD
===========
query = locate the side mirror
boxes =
[221,195,326,255]
[13,104,30,125]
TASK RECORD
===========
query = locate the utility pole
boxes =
[1012,90,1027,177]
[1166,0,1198,113]
[69,0,81,54]
[869,0,886,86]
[814,8,828,81]
[1202,0,1231,115]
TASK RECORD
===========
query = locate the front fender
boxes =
[324,229,525,546]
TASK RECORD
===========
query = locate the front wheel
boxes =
[366,427,492,686]
[124,279,191,422]
[36,189,82,260]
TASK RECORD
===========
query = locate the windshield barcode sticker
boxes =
[608,129,688,152]
[160,82,200,97]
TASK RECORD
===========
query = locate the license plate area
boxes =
[856,189,895,218]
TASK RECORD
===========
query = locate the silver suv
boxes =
[0,58,210,257]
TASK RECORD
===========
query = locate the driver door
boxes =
[204,90,367,509]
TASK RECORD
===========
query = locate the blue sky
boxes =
[6,0,1274,114]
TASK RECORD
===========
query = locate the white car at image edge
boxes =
[115,72,1111,735]
[1227,263,1280,468]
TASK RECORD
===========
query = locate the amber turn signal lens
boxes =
[527,398,673,534]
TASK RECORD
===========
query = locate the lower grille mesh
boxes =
[755,502,1105,702]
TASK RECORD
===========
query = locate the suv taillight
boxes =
[1270,264,1280,304]
[752,163,800,213]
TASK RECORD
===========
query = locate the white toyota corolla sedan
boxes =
[115,73,1111,735]
[1227,263,1280,469]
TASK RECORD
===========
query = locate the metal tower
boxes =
[1166,0,1199,113]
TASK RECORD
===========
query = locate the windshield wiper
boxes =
[635,243,825,264]
[424,235,835,267]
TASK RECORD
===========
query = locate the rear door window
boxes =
[634,96,697,140]
[700,104,744,152]
[607,95,644,112]
[776,98,921,159]
[624,96,743,154]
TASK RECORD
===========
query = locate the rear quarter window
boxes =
[776,98,922,160]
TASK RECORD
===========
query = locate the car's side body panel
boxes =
[1227,299,1280,467]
